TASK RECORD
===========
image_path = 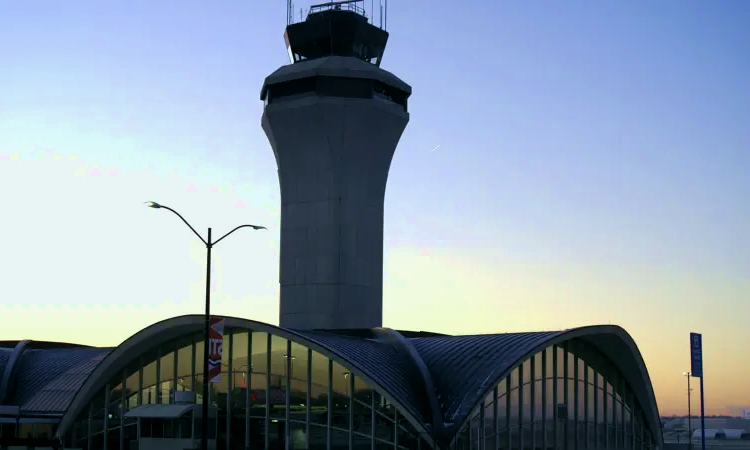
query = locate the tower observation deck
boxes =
[261,0,411,330]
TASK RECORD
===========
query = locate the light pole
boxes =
[683,372,692,449]
[282,354,296,380]
[145,201,266,450]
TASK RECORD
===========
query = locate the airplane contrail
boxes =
[430,144,441,153]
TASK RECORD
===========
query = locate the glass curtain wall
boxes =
[63,328,428,450]
[453,339,656,450]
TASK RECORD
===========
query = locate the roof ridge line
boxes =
[0,339,31,405]
[372,328,447,443]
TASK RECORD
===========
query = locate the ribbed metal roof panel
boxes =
[409,331,562,423]
[0,348,11,375]
[294,330,427,423]
[290,330,569,432]
[10,347,112,413]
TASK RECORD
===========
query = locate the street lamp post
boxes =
[145,201,266,450]
[683,372,692,449]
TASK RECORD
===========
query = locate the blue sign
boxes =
[690,332,703,378]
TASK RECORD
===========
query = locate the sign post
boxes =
[690,332,705,450]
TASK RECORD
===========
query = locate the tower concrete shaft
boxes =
[261,57,410,330]
[262,2,411,330]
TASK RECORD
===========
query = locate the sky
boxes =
[1,0,748,417]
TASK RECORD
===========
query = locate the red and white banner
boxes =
[207,317,225,383]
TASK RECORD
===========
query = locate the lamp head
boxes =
[145,201,162,209]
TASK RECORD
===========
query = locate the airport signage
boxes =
[690,332,703,378]
[208,317,226,383]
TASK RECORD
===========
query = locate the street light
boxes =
[683,371,693,449]
[145,201,266,450]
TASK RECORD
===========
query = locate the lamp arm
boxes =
[161,205,208,246]
[213,224,266,247]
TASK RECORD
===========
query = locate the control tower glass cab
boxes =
[284,0,388,66]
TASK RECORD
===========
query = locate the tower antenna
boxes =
[384,0,387,31]
[379,0,383,28]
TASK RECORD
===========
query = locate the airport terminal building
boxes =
[0,316,661,450]
[1,2,663,449]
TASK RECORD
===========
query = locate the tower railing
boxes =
[307,0,367,21]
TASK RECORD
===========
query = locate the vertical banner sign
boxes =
[690,332,703,377]
[690,332,706,450]
[208,317,225,383]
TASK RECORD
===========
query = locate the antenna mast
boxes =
[379,0,383,28]
[287,0,293,25]
[384,0,387,31]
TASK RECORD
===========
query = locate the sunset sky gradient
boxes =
[1,1,748,417]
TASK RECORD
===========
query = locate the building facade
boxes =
[1,316,662,450]
[453,341,656,450]
[59,328,426,450]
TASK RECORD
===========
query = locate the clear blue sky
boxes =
[1,1,748,415]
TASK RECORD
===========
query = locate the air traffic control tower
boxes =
[261,0,411,330]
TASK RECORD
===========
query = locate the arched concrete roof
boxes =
[13,347,111,413]
[55,315,437,447]
[52,318,660,450]
[0,340,111,415]
[0,348,12,378]
[0,340,29,405]
[373,328,444,439]
[411,326,662,449]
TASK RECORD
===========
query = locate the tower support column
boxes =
[263,94,408,330]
